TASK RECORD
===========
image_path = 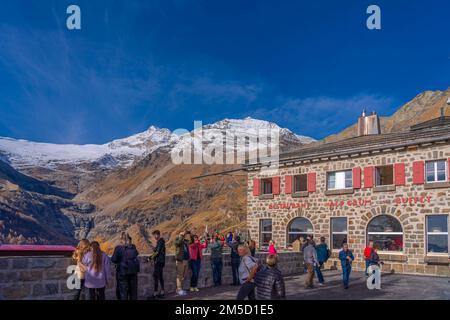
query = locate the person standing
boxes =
[174,231,190,296]
[364,241,374,276]
[338,243,354,289]
[268,240,277,256]
[111,233,140,300]
[301,235,312,251]
[149,230,166,299]
[82,241,111,300]
[188,234,207,292]
[236,245,258,300]
[315,237,330,286]
[303,239,319,289]
[72,239,90,300]
[254,255,286,300]
[208,236,224,287]
[227,235,242,286]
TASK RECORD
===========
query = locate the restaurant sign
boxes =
[266,195,433,210]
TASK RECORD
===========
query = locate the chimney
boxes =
[357,109,381,136]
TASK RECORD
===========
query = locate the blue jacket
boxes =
[338,249,354,267]
[315,243,329,263]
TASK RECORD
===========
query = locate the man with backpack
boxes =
[236,244,260,300]
[111,232,140,300]
[315,237,330,286]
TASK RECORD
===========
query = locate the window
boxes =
[327,170,352,190]
[375,165,393,186]
[426,215,448,254]
[367,215,403,252]
[293,174,308,193]
[426,160,448,183]
[260,219,272,248]
[261,178,273,194]
[287,217,313,245]
[331,217,347,250]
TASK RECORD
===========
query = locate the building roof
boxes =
[245,117,450,170]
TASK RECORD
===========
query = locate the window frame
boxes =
[293,174,308,193]
[425,214,449,255]
[374,164,394,186]
[261,178,273,195]
[425,160,448,183]
[259,219,273,249]
[366,215,404,253]
[326,170,353,190]
[330,217,348,251]
[286,217,314,245]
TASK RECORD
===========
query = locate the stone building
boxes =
[246,112,450,276]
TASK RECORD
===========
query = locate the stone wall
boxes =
[247,143,450,277]
[0,251,303,300]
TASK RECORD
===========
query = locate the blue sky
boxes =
[0,0,449,144]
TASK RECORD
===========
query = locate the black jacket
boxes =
[228,240,240,260]
[153,238,166,265]
[111,244,140,275]
[254,266,286,300]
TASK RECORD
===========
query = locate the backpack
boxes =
[122,245,140,275]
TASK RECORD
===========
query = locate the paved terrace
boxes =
[169,270,450,300]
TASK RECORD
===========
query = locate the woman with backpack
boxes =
[236,244,259,300]
[72,239,90,300]
[111,232,140,300]
[82,241,111,300]
[188,234,208,292]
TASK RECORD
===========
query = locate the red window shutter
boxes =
[412,161,425,184]
[364,166,374,188]
[285,175,292,194]
[272,176,280,195]
[252,178,260,196]
[352,167,361,189]
[307,172,316,193]
[394,163,405,186]
[448,158,450,181]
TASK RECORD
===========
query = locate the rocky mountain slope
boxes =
[0,162,94,245]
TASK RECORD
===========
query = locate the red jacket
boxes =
[364,247,372,259]
[189,241,207,261]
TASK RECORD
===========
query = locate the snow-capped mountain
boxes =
[0,127,178,170]
[172,117,315,163]
[0,118,315,170]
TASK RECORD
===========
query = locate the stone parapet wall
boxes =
[0,251,303,300]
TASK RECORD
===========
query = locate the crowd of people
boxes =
[70,230,382,300]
